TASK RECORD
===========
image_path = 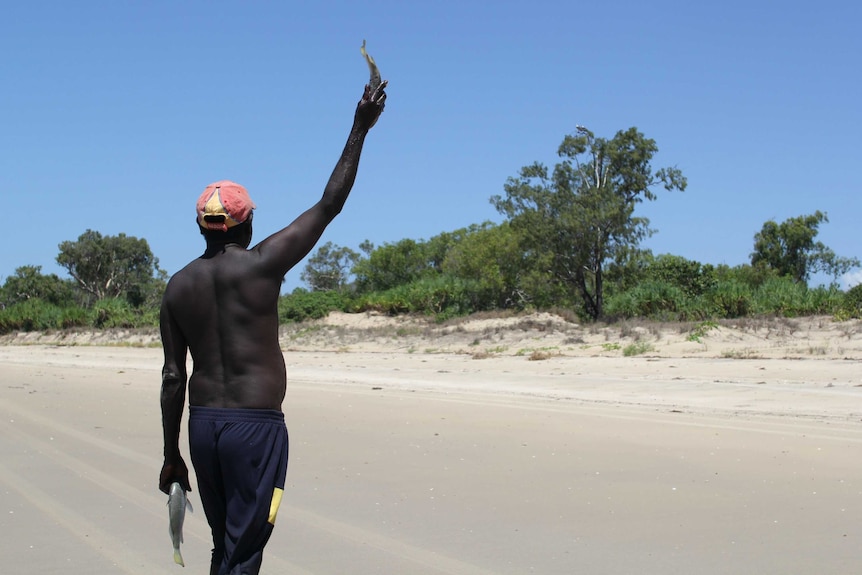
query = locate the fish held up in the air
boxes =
[360,39,381,93]
[167,482,193,567]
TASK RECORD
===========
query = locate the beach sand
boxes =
[1,313,860,573]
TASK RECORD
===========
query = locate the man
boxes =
[159,79,387,575]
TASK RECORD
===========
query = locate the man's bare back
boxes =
[161,244,287,410]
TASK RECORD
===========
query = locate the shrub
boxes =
[0,299,61,332]
[750,278,842,317]
[839,284,862,319]
[278,289,347,323]
[706,280,753,318]
[352,276,488,320]
[687,320,719,343]
[0,299,94,332]
[91,298,156,328]
[802,284,843,315]
[623,342,653,356]
[60,306,91,329]
[605,281,688,320]
[645,254,716,298]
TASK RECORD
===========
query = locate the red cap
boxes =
[196,180,256,232]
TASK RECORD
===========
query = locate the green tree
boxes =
[0,265,75,307]
[300,242,360,291]
[751,211,859,283]
[351,225,515,300]
[423,224,491,274]
[441,222,527,308]
[644,254,716,298]
[492,126,686,320]
[56,230,164,304]
[352,238,435,293]
[358,239,375,257]
[714,263,779,290]
[598,245,653,298]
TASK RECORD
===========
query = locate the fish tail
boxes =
[173,549,185,567]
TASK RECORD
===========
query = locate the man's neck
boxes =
[203,241,245,257]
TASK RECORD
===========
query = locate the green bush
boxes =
[603,290,639,319]
[644,255,716,298]
[801,284,843,315]
[713,263,779,289]
[0,299,91,333]
[60,306,91,329]
[0,300,59,332]
[90,298,157,328]
[278,289,347,323]
[839,284,862,319]
[623,341,654,356]
[352,276,488,320]
[749,278,842,317]
[706,280,753,318]
[604,281,689,320]
[750,277,804,316]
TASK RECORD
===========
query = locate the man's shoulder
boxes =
[164,259,204,296]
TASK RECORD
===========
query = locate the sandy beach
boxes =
[1,313,860,574]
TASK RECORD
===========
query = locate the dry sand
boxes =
[1,313,860,574]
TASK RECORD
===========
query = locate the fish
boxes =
[360,39,382,93]
[167,481,192,567]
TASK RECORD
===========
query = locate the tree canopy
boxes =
[492,126,686,320]
[351,238,434,293]
[301,241,360,292]
[0,265,75,307]
[751,211,859,283]
[56,230,164,304]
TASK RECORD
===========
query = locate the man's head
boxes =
[196,180,256,246]
[197,180,256,231]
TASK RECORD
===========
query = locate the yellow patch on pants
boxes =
[268,487,284,525]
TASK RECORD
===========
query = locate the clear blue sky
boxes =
[3,0,860,292]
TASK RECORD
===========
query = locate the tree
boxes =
[644,254,716,298]
[423,224,490,274]
[0,265,75,307]
[300,241,360,291]
[352,238,435,293]
[492,126,686,320]
[751,211,859,284]
[351,226,507,296]
[56,230,164,303]
[441,222,528,308]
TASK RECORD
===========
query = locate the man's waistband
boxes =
[189,405,284,423]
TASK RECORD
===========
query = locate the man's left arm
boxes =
[158,298,191,494]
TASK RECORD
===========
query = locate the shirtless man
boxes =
[159,80,386,575]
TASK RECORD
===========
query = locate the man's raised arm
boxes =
[256,81,388,276]
[319,81,388,217]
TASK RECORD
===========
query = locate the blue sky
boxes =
[3,0,860,292]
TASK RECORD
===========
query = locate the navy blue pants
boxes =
[189,406,289,575]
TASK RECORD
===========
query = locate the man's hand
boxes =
[356,80,387,130]
[159,457,192,494]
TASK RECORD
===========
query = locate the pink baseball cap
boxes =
[196,180,256,232]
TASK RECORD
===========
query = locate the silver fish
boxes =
[360,39,381,93]
[167,481,192,567]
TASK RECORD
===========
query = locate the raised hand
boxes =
[356,79,388,130]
